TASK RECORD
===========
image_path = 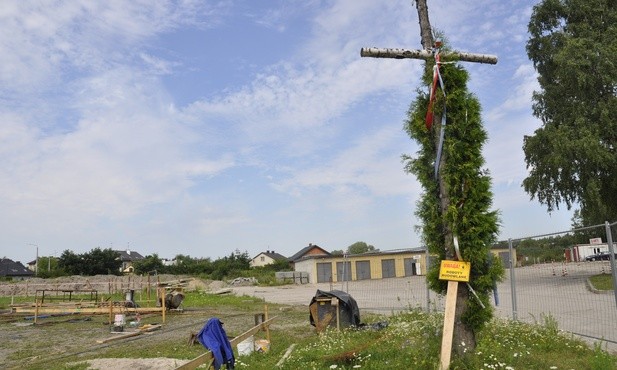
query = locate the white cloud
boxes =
[482,60,541,188]
[0,66,235,240]
[498,63,539,114]
[0,1,220,93]
[271,125,419,213]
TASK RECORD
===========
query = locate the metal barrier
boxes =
[335,221,617,349]
[501,221,617,347]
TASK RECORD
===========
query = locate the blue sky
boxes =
[1,0,573,264]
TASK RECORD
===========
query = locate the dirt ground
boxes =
[76,358,190,369]
[0,274,221,297]
[0,275,293,370]
[3,267,615,368]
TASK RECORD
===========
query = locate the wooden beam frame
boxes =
[175,316,277,370]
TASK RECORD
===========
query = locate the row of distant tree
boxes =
[34,242,379,279]
[131,250,264,280]
[33,231,596,279]
[36,248,267,279]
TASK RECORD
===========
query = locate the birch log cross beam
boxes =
[360,47,498,64]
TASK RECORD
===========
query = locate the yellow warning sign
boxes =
[438,260,471,282]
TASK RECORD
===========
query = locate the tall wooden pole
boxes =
[360,0,497,362]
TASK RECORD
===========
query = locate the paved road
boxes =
[232,262,617,352]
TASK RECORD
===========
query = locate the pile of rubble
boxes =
[228,277,258,286]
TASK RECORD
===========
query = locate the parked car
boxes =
[585,252,617,261]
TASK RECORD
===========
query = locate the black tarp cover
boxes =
[309,289,361,327]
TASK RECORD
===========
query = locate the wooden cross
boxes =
[359,3,497,370]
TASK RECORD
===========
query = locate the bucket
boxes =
[112,314,125,332]
[254,339,270,353]
[114,314,125,326]
[237,336,254,356]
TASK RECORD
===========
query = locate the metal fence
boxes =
[332,221,617,351]
[498,221,617,349]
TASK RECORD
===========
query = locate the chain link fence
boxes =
[496,221,617,349]
[329,221,617,351]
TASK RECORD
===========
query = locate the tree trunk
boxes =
[414,0,476,356]
[416,0,433,50]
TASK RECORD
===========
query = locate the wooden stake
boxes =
[440,280,458,370]
[109,299,113,325]
[332,298,340,331]
[264,305,271,343]
[160,288,166,323]
[34,296,39,325]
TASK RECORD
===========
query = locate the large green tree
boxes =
[524,0,617,225]
[132,253,165,275]
[58,250,82,275]
[57,248,121,276]
[346,241,376,255]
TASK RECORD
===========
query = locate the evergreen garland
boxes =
[402,41,505,331]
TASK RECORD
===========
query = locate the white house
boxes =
[115,249,145,273]
[250,250,287,268]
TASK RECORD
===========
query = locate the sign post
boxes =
[439,260,470,370]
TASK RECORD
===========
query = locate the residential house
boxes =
[26,259,37,272]
[115,249,145,273]
[250,250,287,268]
[288,243,331,264]
[0,258,34,279]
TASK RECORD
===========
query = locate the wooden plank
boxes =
[276,343,297,368]
[12,306,164,315]
[175,316,277,370]
[439,280,458,370]
[264,305,270,343]
[96,324,162,344]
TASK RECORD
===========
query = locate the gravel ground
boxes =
[0,275,282,370]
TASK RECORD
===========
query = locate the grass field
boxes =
[589,273,615,291]
[1,290,615,370]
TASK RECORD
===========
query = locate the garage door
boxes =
[381,259,396,278]
[336,261,351,282]
[404,258,416,276]
[355,260,371,280]
[317,262,333,283]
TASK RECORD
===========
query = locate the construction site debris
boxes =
[228,277,257,286]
